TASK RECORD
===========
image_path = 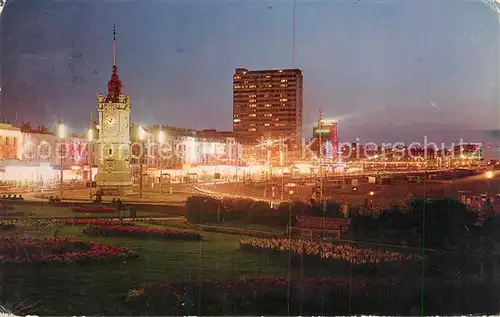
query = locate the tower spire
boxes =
[105,24,122,103]
[112,24,117,66]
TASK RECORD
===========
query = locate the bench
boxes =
[290,215,351,240]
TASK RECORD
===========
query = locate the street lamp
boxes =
[138,126,146,199]
[57,121,66,198]
[157,130,165,195]
[87,128,94,201]
[486,171,494,179]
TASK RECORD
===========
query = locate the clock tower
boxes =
[94,25,133,195]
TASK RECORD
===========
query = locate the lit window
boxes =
[233,119,241,123]
[234,85,241,89]
[234,76,241,80]
[265,104,271,108]
[248,128,256,132]
[281,79,287,83]
[249,99,256,103]
[264,123,270,127]
[249,104,257,108]
[280,98,288,102]
[279,84,287,87]
[249,85,256,88]
[249,114,256,117]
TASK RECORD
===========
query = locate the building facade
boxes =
[0,123,22,160]
[232,68,303,150]
[133,126,243,167]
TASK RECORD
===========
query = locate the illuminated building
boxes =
[196,129,241,164]
[21,128,89,167]
[454,143,483,161]
[310,120,339,159]
[0,123,22,160]
[134,126,244,167]
[0,122,93,183]
[232,68,303,150]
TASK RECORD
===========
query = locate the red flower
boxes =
[0,237,137,265]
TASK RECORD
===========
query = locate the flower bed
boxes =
[240,238,421,268]
[71,206,118,213]
[0,237,137,265]
[59,219,135,227]
[126,277,419,315]
[83,225,202,240]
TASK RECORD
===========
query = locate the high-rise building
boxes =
[232,68,303,150]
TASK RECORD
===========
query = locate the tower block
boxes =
[94,25,133,196]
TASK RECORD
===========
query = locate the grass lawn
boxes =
[0,226,335,316]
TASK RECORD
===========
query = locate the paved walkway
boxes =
[22,190,188,205]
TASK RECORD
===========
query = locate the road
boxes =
[197,171,499,205]
[12,169,498,205]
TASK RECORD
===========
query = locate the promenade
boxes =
[23,189,190,205]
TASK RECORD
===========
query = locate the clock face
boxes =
[104,115,117,129]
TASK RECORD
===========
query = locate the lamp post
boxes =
[157,130,165,195]
[486,171,494,197]
[288,189,294,234]
[138,126,146,199]
[87,127,94,201]
[57,121,66,198]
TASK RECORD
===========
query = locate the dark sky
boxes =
[1,0,500,150]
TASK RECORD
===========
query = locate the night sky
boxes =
[1,0,499,150]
